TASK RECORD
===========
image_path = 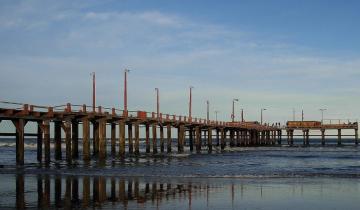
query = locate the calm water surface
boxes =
[0,138,359,209]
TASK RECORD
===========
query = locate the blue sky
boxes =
[0,0,360,125]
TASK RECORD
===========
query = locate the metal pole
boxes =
[215,111,219,122]
[206,100,209,121]
[261,108,267,125]
[92,72,95,112]
[302,110,304,121]
[155,88,159,120]
[241,109,244,122]
[189,86,193,120]
[124,69,130,115]
[232,99,238,122]
[292,108,295,121]
[319,108,326,124]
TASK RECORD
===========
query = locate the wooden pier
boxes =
[0,101,280,165]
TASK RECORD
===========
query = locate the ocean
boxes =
[0,137,359,209]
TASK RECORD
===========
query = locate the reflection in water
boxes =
[5,174,360,209]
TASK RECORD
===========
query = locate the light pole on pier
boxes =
[214,110,220,121]
[319,108,327,124]
[206,100,210,121]
[124,69,130,116]
[232,99,239,122]
[189,86,194,121]
[241,109,244,122]
[261,108,267,125]
[91,72,96,113]
[155,88,160,120]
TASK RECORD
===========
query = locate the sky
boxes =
[1,0,360,125]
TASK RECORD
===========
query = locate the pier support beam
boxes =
[16,174,25,209]
[54,121,62,160]
[178,125,184,153]
[220,129,226,150]
[119,121,125,157]
[93,121,99,156]
[290,130,294,145]
[111,123,116,156]
[14,119,25,165]
[134,122,140,155]
[355,129,358,145]
[321,129,325,146]
[167,124,172,153]
[236,130,240,146]
[195,126,201,152]
[72,121,79,159]
[277,130,282,145]
[229,130,235,147]
[43,120,50,164]
[146,124,150,153]
[99,119,107,160]
[82,119,90,161]
[207,128,212,152]
[152,124,157,154]
[37,121,43,162]
[128,123,133,154]
[63,121,72,163]
[160,125,164,153]
[216,129,220,146]
[189,128,194,151]
[338,129,342,145]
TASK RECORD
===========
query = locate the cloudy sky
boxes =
[1,0,360,124]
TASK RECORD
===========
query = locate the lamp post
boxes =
[91,72,96,112]
[206,100,210,121]
[189,86,194,121]
[155,88,159,120]
[232,99,239,122]
[241,109,244,122]
[214,110,220,121]
[319,108,327,124]
[261,108,267,125]
[124,69,130,116]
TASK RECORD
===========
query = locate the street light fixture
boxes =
[124,69,130,116]
[232,98,239,122]
[214,110,220,121]
[155,88,159,120]
[261,108,267,125]
[319,108,327,124]
[189,86,194,121]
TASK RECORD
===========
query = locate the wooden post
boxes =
[216,129,220,146]
[134,122,140,155]
[93,121,99,156]
[278,130,282,145]
[355,129,358,145]
[14,119,25,165]
[119,121,125,157]
[178,124,184,153]
[72,121,79,159]
[54,121,62,160]
[338,129,342,145]
[236,130,240,146]
[306,130,310,145]
[64,177,71,209]
[286,129,290,145]
[303,130,306,146]
[37,121,43,162]
[290,130,294,145]
[221,129,226,150]
[189,127,194,151]
[229,130,235,147]
[64,121,72,163]
[128,123,133,154]
[160,125,164,152]
[207,128,212,152]
[43,120,50,164]
[99,119,107,160]
[195,126,201,152]
[152,124,157,154]
[111,123,116,156]
[82,119,90,161]
[167,124,172,153]
[37,175,43,208]
[320,129,325,146]
[146,124,150,153]
[72,177,79,204]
